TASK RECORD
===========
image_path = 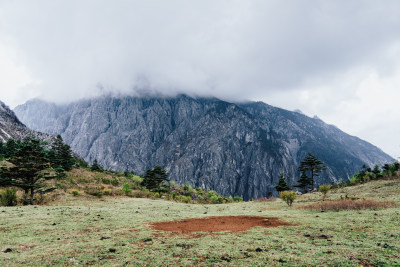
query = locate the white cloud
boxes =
[0,0,400,158]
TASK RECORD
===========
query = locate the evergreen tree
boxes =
[298,153,326,190]
[90,158,103,172]
[142,165,169,193]
[275,173,290,192]
[4,138,21,158]
[49,135,75,172]
[372,165,382,178]
[295,172,312,193]
[0,168,12,186]
[394,162,400,172]
[0,141,4,159]
[0,136,53,205]
[382,163,391,176]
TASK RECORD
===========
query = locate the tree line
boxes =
[275,152,400,206]
[0,135,75,204]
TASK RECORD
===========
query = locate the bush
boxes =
[103,189,112,196]
[279,191,297,206]
[0,188,18,206]
[131,190,148,198]
[233,196,243,202]
[209,195,219,204]
[182,196,192,203]
[111,178,119,186]
[102,178,111,184]
[122,183,131,195]
[84,187,103,197]
[71,190,79,196]
[318,184,331,196]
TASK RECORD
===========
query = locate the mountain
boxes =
[0,100,50,142]
[14,95,393,199]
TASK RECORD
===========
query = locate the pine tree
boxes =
[90,158,103,172]
[142,165,169,193]
[4,138,21,158]
[275,173,290,192]
[0,136,53,205]
[295,172,311,193]
[298,153,326,190]
[49,135,75,172]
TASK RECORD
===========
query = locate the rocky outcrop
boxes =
[14,95,393,199]
[0,100,51,142]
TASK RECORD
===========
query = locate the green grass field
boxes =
[1,178,399,266]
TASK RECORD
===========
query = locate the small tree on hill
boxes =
[279,191,297,207]
[318,184,331,197]
[298,153,326,190]
[372,165,382,177]
[91,159,103,172]
[295,172,312,193]
[0,137,54,205]
[142,165,169,193]
[275,173,290,192]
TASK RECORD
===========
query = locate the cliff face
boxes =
[14,95,393,199]
[0,100,50,142]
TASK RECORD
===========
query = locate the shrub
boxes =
[233,196,243,202]
[154,192,160,198]
[300,199,396,211]
[0,188,18,206]
[102,178,111,184]
[71,190,79,196]
[318,184,331,196]
[183,196,192,203]
[210,195,219,204]
[111,178,119,186]
[279,191,297,206]
[131,175,144,184]
[122,183,131,195]
[103,189,112,196]
[131,190,148,198]
[84,187,103,197]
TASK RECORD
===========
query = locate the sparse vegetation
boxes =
[300,199,396,211]
[1,176,399,266]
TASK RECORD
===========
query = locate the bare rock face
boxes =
[0,100,51,142]
[14,95,393,199]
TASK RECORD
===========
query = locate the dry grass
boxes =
[300,199,396,211]
[254,197,277,202]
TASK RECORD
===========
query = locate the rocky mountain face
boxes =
[0,100,50,142]
[14,95,393,199]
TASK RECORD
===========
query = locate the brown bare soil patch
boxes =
[151,216,294,235]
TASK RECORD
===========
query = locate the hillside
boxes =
[14,95,393,200]
[1,174,399,266]
[0,100,51,142]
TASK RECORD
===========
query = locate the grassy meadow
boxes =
[1,176,400,266]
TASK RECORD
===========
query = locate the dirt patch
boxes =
[151,216,294,235]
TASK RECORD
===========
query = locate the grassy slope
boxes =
[1,173,399,266]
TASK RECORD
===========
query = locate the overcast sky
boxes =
[0,0,399,159]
